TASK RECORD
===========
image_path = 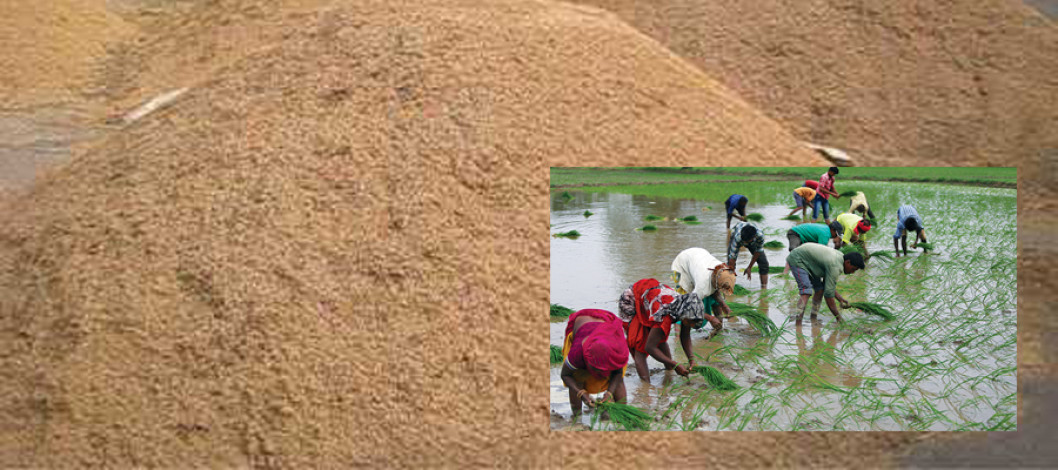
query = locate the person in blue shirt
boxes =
[725,194,748,229]
[893,205,928,257]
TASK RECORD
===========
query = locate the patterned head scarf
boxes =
[618,279,705,327]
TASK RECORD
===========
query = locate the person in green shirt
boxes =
[786,223,839,252]
[785,244,865,323]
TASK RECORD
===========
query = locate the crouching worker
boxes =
[785,244,865,323]
[728,221,770,289]
[832,213,871,250]
[560,309,630,414]
[725,194,749,229]
[893,204,928,257]
[617,279,712,381]
[848,191,876,221]
[671,247,736,340]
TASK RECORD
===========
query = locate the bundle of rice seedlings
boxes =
[839,189,861,197]
[550,303,574,318]
[692,365,739,391]
[640,225,657,231]
[583,210,593,217]
[682,215,698,222]
[847,302,895,321]
[745,213,764,222]
[917,242,935,252]
[869,250,894,258]
[763,240,785,249]
[550,345,564,364]
[839,244,867,256]
[595,402,653,431]
[560,191,573,200]
[782,214,802,221]
[554,230,581,238]
[732,285,751,296]
[752,266,785,274]
[644,215,662,221]
[725,302,778,336]
[684,221,702,225]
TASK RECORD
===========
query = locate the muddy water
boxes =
[550,182,1017,431]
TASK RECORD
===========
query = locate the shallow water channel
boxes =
[549,181,1017,431]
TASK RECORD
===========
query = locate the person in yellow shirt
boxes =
[786,186,817,219]
[832,213,872,250]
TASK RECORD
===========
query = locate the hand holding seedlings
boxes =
[674,364,691,377]
[578,389,595,408]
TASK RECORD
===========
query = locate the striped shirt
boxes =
[728,221,764,262]
[894,205,924,239]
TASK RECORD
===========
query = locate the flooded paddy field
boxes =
[550,179,1017,431]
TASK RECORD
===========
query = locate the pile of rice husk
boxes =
[0,1,931,468]
[0,0,133,107]
[571,0,1058,172]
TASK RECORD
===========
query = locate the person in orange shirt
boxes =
[786,186,817,219]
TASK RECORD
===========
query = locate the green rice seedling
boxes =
[641,225,657,231]
[782,214,802,221]
[684,221,703,225]
[839,244,865,256]
[751,266,785,274]
[553,230,581,238]
[682,215,698,222]
[763,240,785,249]
[583,210,593,217]
[550,303,574,318]
[644,215,663,221]
[917,242,935,252]
[732,285,751,296]
[560,191,573,200]
[746,213,765,222]
[869,250,894,259]
[594,402,654,431]
[550,345,564,364]
[725,302,779,336]
[692,365,739,391]
[847,302,895,320]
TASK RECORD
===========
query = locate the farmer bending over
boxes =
[785,244,865,323]
[812,167,841,224]
[671,247,735,342]
[786,223,835,252]
[832,213,871,250]
[786,186,817,219]
[728,221,769,289]
[560,309,629,415]
[848,191,876,220]
[893,204,928,257]
[618,278,720,381]
[725,194,749,229]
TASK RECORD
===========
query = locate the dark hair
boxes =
[740,224,758,240]
[737,197,748,210]
[905,218,921,232]
[829,221,843,234]
[829,166,840,175]
[844,252,865,270]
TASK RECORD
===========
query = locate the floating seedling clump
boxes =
[692,365,739,391]
[644,215,663,221]
[594,402,654,431]
[847,302,895,320]
[640,225,657,231]
[560,191,573,200]
[550,345,564,364]
[917,242,935,252]
[763,240,785,249]
[725,302,779,336]
[583,210,593,217]
[752,266,785,274]
[732,285,751,296]
[746,213,765,222]
[782,214,802,221]
[682,215,698,222]
[550,303,574,318]
[553,230,581,238]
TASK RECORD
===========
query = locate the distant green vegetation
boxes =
[550,345,564,364]
[551,167,1016,188]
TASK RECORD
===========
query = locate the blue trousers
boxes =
[813,197,831,220]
